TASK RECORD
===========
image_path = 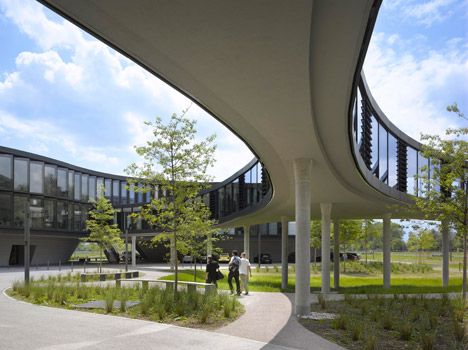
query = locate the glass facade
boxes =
[14,158,28,192]
[68,171,74,200]
[81,174,88,202]
[0,193,11,226]
[89,176,96,202]
[97,178,104,198]
[57,201,68,230]
[74,173,81,201]
[378,125,387,183]
[44,165,57,196]
[57,168,67,197]
[120,181,127,204]
[104,179,112,199]
[388,134,397,188]
[113,180,120,205]
[0,155,12,190]
[30,162,44,194]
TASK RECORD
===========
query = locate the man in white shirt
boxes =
[239,252,252,295]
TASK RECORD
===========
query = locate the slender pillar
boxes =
[243,225,250,259]
[321,203,332,293]
[281,216,289,290]
[441,220,450,287]
[131,235,136,269]
[294,158,312,315]
[333,219,340,289]
[207,232,213,256]
[383,214,392,289]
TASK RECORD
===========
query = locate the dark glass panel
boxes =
[13,195,27,228]
[30,197,44,229]
[407,147,418,195]
[129,183,135,204]
[0,193,11,226]
[96,178,104,198]
[68,170,74,200]
[81,174,89,202]
[89,176,96,202]
[57,168,67,198]
[218,187,224,217]
[388,134,398,188]
[57,201,68,230]
[137,183,143,203]
[0,154,12,190]
[44,165,57,196]
[30,162,44,194]
[120,181,127,204]
[14,158,28,192]
[418,152,429,197]
[104,179,112,199]
[74,173,81,201]
[225,183,232,214]
[357,87,363,146]
[73,204,82,231]
[378,125,388,183]
[44,199,55,228]
[112,180,120,205]
[232,180,239,212]
[68,203,74,230]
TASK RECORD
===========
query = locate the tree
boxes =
[360,219,380,263]
[310,221,321,267]
[339,220,362,272]
[126,109,216,297]
[407,229,436,264]
[414,104,467,297]
[85,195,122,272]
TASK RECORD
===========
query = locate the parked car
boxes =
[218,253,230,263]
[182,255,193,263]
[253,253,272,264]
[345,252,360,261]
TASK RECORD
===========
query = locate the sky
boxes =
[0,0,467,182]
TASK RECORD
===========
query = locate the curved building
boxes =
[5,0,448,314]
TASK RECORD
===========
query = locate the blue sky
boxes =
[0,0,467,182]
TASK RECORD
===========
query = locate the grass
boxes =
[163,266,463,294]
[9,276,243,328]
[300,295,467,350]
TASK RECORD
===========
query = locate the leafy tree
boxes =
[360,219,380,263]
[407,229,436,263]
[310,221,321,266]
[339,220,362,272]
[85,195,122,272]
[414,104,467,297]
[126,109,216,296]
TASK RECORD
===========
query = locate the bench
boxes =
[80,271,139,282]
[116,278,216,293]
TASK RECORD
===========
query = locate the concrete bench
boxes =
[80,271,139,282]
[116,278,215,293]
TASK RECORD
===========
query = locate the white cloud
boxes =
[0,71,20,91]
[364,31,468,142]
[402,0,456,26]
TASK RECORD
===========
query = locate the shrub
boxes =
[332,315,348,330]
[399,322,412,340]
[420,333,434,350]
[453,321,465,342]
[350,323,362,341]
[104,290,115,314]
[381,313,393,330]
[363,335,377,350]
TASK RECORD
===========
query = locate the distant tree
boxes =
[407,229,437,264]
[126,109,217,297]
[310,221,321,266]
[360,219,380,263]
[85,195,122,272]
[413,104,467,298]
[340,220,362,272]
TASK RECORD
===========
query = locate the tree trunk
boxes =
[174,230,178,300]
[463,227,467,300]
[194,256,197,282]
[100,248,103,273]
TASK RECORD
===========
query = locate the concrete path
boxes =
[0,266,343,350]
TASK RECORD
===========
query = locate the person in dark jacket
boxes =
[205,256,220,286]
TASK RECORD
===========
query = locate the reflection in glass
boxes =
[218,187,225,216]
[57,168,67,197]
[57,201,68,230]
[81,174,89,202]
[89,176,96,202]
[30,197,44,229]
[378,125,388,183]
[407,147,417,195]
[357,88,362,146]
[44,165,57,196]
[113,180,120,205]
[14,158,28,192]
[137,183,143,203]
[68,171,74,200]
[129,183,135,204]
[0,155,12,190]
[13,196,27,228]
[418,152,429,197]
[74,173,81,201]
[388,134,397,188]
[73,204,82,231]
[0,193,11,226]
[370,116,378,175]
[44,199,55,228]
[30,162,44,194]
[120,181,127,204]
[97,178,104,198]
[104,179,112,199]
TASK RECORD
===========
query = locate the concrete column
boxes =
[441,220,450,287]
[321,203,332,293]
[243,225,250,259]
[294,158,312,315]
[281,216,289,290]
[383,214,391,289]
[131,235,136,269]
[333,219,340,289]
[207,232,213,256]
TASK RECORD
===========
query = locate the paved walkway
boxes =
[0,266,343,350]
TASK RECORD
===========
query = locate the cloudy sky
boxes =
[0,0,467,181]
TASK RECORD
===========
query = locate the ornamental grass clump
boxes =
[104,289,115,314]
[453,321,465,342]
[381,313,393,330]
[399,322,413,340]
[350,322,363,341]
[363,335,377,350]
[420,333,434,350]
[119,288,129,312]
[332,314,348,330]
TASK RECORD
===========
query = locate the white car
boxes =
[182,255,193,263]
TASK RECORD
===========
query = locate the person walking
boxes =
[228,250,241,295]
[239,252,252,295]
[205,255,220,287]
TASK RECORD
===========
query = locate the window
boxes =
[81,174,88,202]
[44,165,57,196]
[370,116,378,175]
[68,170,74,200]
[30,162,44,194]
[14,158,28,192]
[129,183,135,204]
[73,204,82,231]
[0,154,13,190]
[96,178,104,198]
[57,201,68,230]
[44,199,55,228]
[218,187,225,216]
[388,134,398,188]
[407,147,417,195]
[356,88,363,146]
[112,180,120,205]
[57,168,67,197]
[89,176,96,202]
[30,197,44,229]
[104,179,112,199]
[13,195,27,228]
[120,181,127,204]
[0,193,11,226]
[74,173,81,201]
[418,152,429,197]
[137,183,143,203]
[378,125,388,183]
